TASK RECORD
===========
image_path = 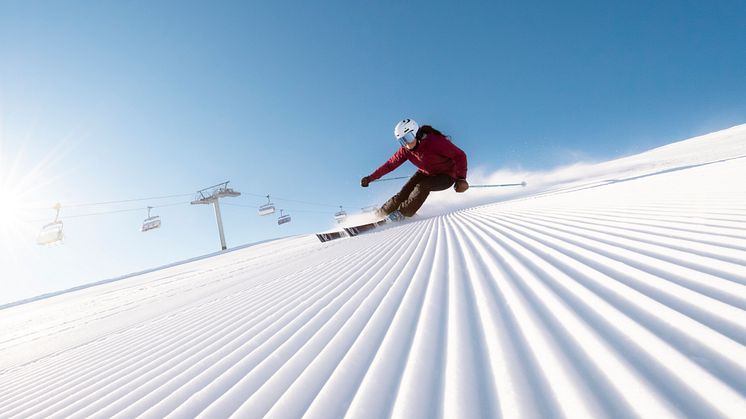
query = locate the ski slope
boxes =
[1,125,746,418]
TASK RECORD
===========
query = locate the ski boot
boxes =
[387,210,405,222]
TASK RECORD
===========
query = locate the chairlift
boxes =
[37,203,64,245]
[258,195,276,216]
[141,206,162,232]
[334,205,347,223]
[278,209,291,225]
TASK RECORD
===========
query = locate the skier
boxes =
[361,119,469,218]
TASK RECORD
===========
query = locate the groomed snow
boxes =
[1,125,745,418]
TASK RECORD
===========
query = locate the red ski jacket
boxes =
[368,133,468,181]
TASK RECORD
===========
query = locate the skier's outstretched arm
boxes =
[361,148,408,187]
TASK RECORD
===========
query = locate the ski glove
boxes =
[361,176,371,187]
[454,179,469,193]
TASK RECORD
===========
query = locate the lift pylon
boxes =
[191,181,241,250]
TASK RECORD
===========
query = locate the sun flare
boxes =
[0,192,23,248]
[0,179,35,248]
[0,160,60,251]
[0,190,23,222]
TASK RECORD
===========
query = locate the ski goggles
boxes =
[397,131,417,147]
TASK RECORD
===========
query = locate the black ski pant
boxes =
[380,171,455,217]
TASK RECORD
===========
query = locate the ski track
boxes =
[2,133,746,418]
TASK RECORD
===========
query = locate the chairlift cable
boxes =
[29,200,191,222]
[65,201,190,218]
[29,176,392,223]
[23,193,194,211]
[223,202,330,215]
[65,207,146,219]
[237,191,270,198]
[25,174,387,215]
[265,196,341,208]
[63,193,194,208]
[228,191,342,208]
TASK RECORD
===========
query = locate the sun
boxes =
[0,180,33,247]
[0,190,23,221]
[0,126,72,249]
[0,164,57,251]
[0,192,22,247]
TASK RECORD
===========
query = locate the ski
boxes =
[317,211,406,242]
[316,231,348,243]
[343,219,387,237]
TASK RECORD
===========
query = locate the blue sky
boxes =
[1,0,745,304]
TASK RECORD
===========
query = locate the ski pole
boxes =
[371,176,410,183]
[371,177,527,188]
[470,181,527,188]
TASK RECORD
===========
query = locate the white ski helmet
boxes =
[394,118,419,146]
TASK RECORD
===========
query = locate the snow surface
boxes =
[1,125,746,418]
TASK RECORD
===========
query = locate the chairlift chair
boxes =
[334,205,347,223]
[258,195,276,216]
[277,209,291,225]
[37,203,64,245]
[141,206,162,232]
